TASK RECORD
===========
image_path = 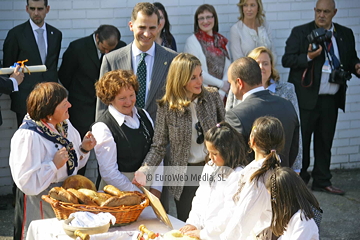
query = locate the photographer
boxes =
[282,0,360,196]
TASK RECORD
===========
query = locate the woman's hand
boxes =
[179,224,197,234]
[132,171,147,187]
[80,131,96,153]
[53,147,69,169]
[184,229,200,239]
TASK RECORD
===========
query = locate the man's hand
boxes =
[307,44,322,60]
[355,63,360,75]
[10,65,24,85]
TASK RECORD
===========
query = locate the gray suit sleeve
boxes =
[95,55,111,120]
[225,109,244,135]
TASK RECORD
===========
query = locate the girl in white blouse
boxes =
[265,167,320,240]
[221,116,284,240]
[230,0,276,61]
[180,122,248,240]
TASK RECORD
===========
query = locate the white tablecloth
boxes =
[26,206,185,240]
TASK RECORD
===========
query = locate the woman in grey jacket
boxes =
[134,53,225,221]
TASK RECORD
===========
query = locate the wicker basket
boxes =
[41,191,149,225]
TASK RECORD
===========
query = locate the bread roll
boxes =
[49,187,79,204]
[67,188,97,206]
[62,175,96,191]
[103,185,124,197]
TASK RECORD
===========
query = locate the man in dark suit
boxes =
[282,0,360,195]
[59,25,126,139]
[95,2,178,122]
[3,0,62,127]
[226,57,300,168]
[0,66,24,125]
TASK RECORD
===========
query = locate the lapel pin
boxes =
[51,31,53,34]
[164,61,167,65]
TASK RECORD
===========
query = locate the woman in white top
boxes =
[9,82,96,239]
[92,70,162,197]
[180,122,248,240]
[230,0,275,61]
[221,116,284,240]
[184,4,231,101]
[266,167,320,240]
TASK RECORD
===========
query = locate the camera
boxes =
[307,28,332,52]
[328,68,352,85]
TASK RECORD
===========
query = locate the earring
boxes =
[49,117,52,121]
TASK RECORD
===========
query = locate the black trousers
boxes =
[13,187,24,240]
[300,94,338,188]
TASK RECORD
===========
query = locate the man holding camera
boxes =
[282,0,360,195]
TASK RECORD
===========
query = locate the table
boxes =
[26,206,185,240]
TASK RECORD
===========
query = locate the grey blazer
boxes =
[95,43,177,122]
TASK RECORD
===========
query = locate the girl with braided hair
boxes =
[221,116,284,240]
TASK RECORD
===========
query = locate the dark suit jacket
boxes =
[3,20,62,115]
[0,76,15,125]
[282,21,360,112]
[95,43,178,122]
[58,34,126,137]
[225,90,300,168]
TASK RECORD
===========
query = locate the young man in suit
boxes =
[95,2,178,122]
[282,0,360,195]
[3,0,62,127]
[59,25,126,139]
[226,57,300,168]
[0,66,24,125]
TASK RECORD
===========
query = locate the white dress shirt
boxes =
[278,210,319,240]
[221,158,272,240]
[186,161,244,240]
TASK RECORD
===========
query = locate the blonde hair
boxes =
[237,0,265,26]
[159,53,202,111]
[247,46,280,87]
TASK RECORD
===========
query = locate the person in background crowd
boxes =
[3,0,62,127]
[226,46,303,173]
[265,167,321,240]
[184,4,231,103]
[9,82,96,240]
[229,0,276,62]
[282,0,360,195]
[180,122,247,240]
[133,53,225,222]
[153,2,177,51]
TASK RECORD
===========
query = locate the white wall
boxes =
[0,0,359,194]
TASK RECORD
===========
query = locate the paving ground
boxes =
[0,168,359,240]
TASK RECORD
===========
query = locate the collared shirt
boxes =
[92,34,101,59]
[9,77,19,92]
[319,23,340,95]
[242,86,266,101]
[131,43,155,103]
[29,18,48,55]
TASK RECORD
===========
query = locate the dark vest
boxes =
[95,108,154,172]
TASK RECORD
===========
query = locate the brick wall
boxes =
[0,0,359,194]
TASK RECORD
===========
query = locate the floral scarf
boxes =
[20,114,78,175]
[195,30,230,79]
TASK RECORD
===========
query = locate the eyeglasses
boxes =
[197,15,214,22]
[195,122,204,144]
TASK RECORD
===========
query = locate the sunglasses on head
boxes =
[195,121,204,144]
